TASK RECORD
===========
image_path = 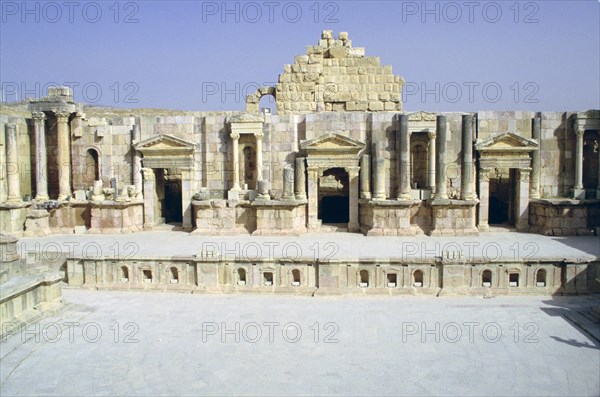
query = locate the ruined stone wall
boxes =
[270,31,404,115]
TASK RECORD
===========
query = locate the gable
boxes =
[300,133,365,151]
[475,132,538,152]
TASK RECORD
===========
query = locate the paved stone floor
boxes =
[15,231,600,261]
[1,290,599,396]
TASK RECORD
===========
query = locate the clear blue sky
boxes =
[1,0,599,112]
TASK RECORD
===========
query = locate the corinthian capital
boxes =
[32,111,46,121]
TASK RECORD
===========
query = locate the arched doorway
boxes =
[319,167,349,224]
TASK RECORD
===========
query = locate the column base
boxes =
[396,194,411,201]
[372,194,386,200]
[295,193,307,200]
[516,222,529,233]
[348,221,359,233]
[6,197,22,204]
[572,188,585,200]
[478,224,490,232]
[35,195,49,202]
[460,194,478,201]
[360,192,371,199]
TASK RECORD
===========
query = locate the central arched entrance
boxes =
[319,167,349,224]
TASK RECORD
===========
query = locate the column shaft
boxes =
[255,133,263,181]
[597,139,600,199]
[434,115,448,199]
[231,133,240,190]
[427,132,436,191]
[56,111,71,200]
[530,117,541,199]
[461,114,476,200]
[372,142,386,200]
[575,129,584,189]
[295,157,307,200]
[360,154,371,199]
[33,112,48,201]
[397,114,411,200]
[515,169,531,232]
[5,124,21,202]
[282,166,294,200]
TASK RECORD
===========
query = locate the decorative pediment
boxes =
[300,133,365,153]
[475,132,538,152]
[574,109,600,131]
[134,134,195,168]
[134,134,195,153]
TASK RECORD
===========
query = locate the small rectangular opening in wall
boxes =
[509,273,519,287]
[263,272,273,286]
[143,269,153,283]
[387,273,397,288]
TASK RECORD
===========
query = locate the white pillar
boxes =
[397,114,411,200]
[478,168,490,232]
[515,168,531,232]
[573,128,584,199]
[530,117,541,199]
[348,166,360,232]
[56,110,71,200]
[32,112,49,201]
[231,132,241,190]
[427,131,436,191]
[360,154,371,199]
[461,114,476,200]
[255,132,263,181]
[5,123,21,203]
[372,142,386,200]
[434,115,448,200]
[132,124,143,196]
[295,157,307,200]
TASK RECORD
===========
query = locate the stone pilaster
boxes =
[530,116,541,199]
[295,157,306,200]
[5,124,21,203]
[282,165,295,200]
[461,115,476,200]
[347,166,360,232]
[397,114,411,200]
[372,142,386,200]
[230,132,241,190]
[255,132,263,181]
[434,115,448,199]
[360,154,371,199]
[32,112,48,201]
[478,168,490,231]
[427,131,436,190]
[307,166,320,229]
[515,168,531,232]
[132,124,143,196]
[573,128,584,199]
[55,110,71,200]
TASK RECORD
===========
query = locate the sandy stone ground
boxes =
[1,289,599,396]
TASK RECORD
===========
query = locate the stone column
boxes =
[360,154,371,199]
[573,128,584,198]
[478,168,490,231]
[132,124,143,196]
[427,131,436,191]
[56,110,71,200]
[348,166,360,232]
[5,123,21,203]
[230,132,241,190]
[181,168,193,231]
[461,114,476,200]
[295,157,306,200]
[32,112,48,201]
[397,114,411,200]
[530,117,541,199]
[434,115,448,200]
[307,165,320,229]
[255,132,263,181]
[515,168,531,232]
[372,142,386,200]
[282,165,295,200]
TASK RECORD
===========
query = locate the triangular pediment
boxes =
[134,134,195,152]
[475,132,538,152]
[300,133,365,151]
